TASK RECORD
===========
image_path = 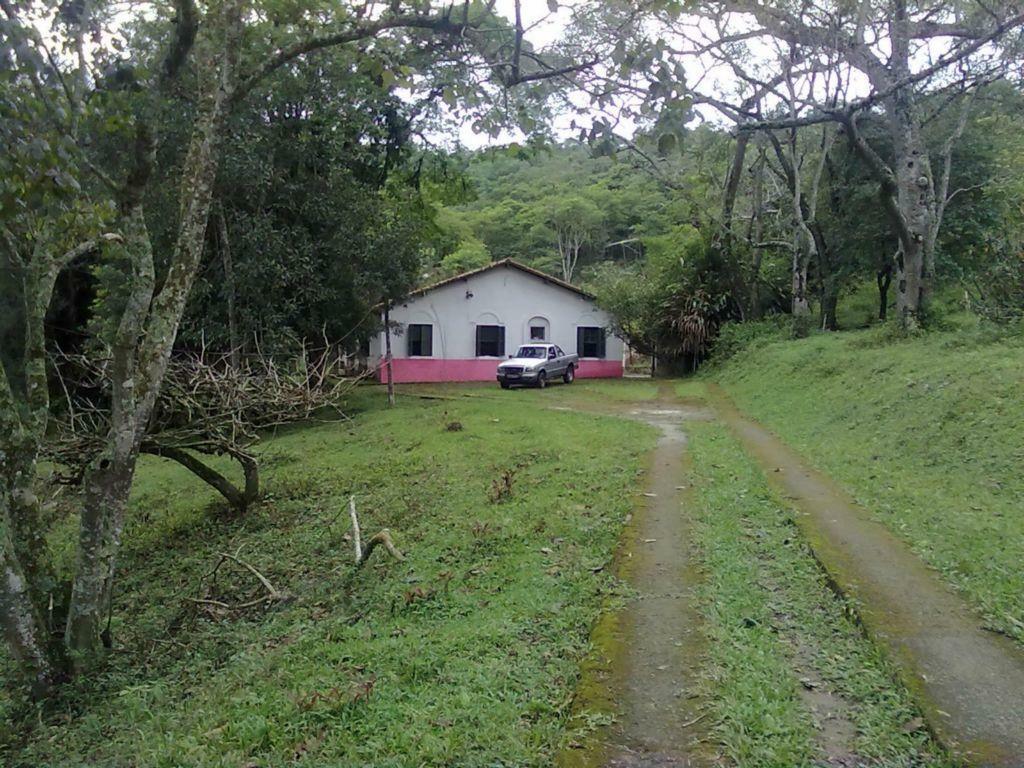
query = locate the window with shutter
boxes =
[475,325,505,357]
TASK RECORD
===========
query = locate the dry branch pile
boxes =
[48,346,372,510]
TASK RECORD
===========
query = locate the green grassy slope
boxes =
[687,420,950,767]
[709,326,1024,643]
[4,389,653,767]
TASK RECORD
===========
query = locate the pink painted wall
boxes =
[575,360,625,379]
[379,358,623,384]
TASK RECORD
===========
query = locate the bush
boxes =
[710,316,790,363]
[968,248,1024,323]
[790,312,813,339]
[847,319,922,348]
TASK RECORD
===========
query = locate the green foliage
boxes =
[710,327,1024,644]
[439,237,491,276]
[710,317,790,363]
[967,248,1024,324]
[544,195,605,245]
[589,261,663,355]
[789,312,813,339]
[161,53,436,352]
[431,141,720,282]
[590,224,732,366]
[933,83,1024,282]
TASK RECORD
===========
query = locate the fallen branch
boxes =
[142,442,259,512]
[348,497,405,568]
[217,550,281,599]
[357,530,405,568]
[680,712,708,728]
[187,549,287,614]
[45,346,368,509]
[186,597,231,609]
[349,495,362,561]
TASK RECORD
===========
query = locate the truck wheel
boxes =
[537,371,548,389]
[500,381,510,389]
[563,365,575,384]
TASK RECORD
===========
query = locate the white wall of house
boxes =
[368,264,623,364]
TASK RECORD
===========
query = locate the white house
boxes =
[369,259,624,383]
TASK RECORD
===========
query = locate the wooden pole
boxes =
[384,305,395,407]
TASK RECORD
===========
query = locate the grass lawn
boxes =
[686,419,952,767]
[3,387,654,767]
[708,326,1024,643]
[398,377,661,406]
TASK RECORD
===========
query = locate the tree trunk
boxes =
[142,444,259,512]
[64,454,136,655]
[0,494,56,698]
[820,280,839,330]
[384,306,395,407]
[791,247,811,316]
[65,0,243,656]
[717,130,752,318]
[239,450,259,506]
[810,222,838,330]
[885,2,936,328]
[747,145,767,320]
[217,205,240,368]
[766,130,817,319]
[890,113,936,327]
[877,259,893,321]
[845,99,935,331]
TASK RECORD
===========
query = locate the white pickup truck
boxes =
[496,344,578,389]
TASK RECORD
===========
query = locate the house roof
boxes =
[404,259,595,302]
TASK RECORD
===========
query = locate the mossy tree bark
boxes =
[64,0,244,656]
[0,234,121,694]
[141,443,259,513]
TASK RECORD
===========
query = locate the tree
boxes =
[547,196,605,282]
[174,48,435,354]
[591,223,731,372]
[440,237,491,275]
[658,0,1024,327]
[0,0,624,694]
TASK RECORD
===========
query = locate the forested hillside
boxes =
[425,80,1024,369]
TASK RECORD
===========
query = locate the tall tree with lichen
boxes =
[0,0,641,695]
[651,0,1024,327]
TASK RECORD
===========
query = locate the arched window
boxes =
[526,316,550,342]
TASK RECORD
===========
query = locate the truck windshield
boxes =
[515,346,548,359]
